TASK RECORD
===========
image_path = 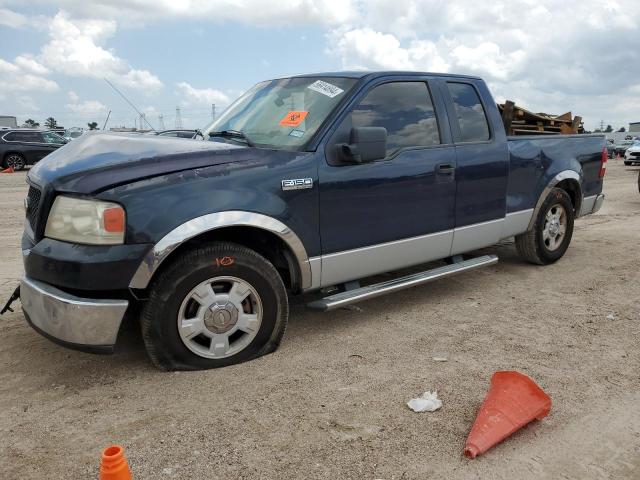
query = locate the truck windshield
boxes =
[202,76,357,150]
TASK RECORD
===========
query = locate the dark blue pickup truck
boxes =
[10,71,607,370]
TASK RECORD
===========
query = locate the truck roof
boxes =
[290,71,482,81]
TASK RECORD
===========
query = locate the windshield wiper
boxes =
[208,129,255,147]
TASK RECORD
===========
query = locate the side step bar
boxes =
[307,255,498,312]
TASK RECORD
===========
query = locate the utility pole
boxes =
[599,120,604,132]
[102,110,111,131]
[211,104,216,121]
[175,107,183,129]
[158,114,166,130]
[139,113,146,131]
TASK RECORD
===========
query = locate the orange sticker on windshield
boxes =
[279,111,308,127]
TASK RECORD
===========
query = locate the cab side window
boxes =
[446,82,490,142]
[349,82,440,156]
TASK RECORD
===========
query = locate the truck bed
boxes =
[505,133,606,215]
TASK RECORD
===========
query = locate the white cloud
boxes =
[177,82,230,107]
[325,0,640,129]
[17,95,38,112]
[0,58,59,93]
[0,8,29,28]
[14,55,50,76]
[37,0,357,26]
[6,1,640,130]
[65,90,106,115]
[329,27,449,72]
[39,12,162,93]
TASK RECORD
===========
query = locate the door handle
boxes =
[437,164,455,175]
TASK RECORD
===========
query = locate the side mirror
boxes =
[337,127,387,163]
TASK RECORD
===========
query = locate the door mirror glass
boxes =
[337,126,387,163]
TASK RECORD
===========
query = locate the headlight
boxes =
[45,196,125,245]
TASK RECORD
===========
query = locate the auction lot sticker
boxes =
[307,80,344,98]
[279,111,308,127]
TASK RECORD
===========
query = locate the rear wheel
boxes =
[3,153,25,171]
[515,188,575,265]
[141,242,288,370]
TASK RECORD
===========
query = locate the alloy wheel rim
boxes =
[542,203,567,251]
[177,276,263,359]
[6,155,24,169]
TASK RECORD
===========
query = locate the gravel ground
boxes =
[0,161,639,479]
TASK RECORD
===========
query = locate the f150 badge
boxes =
[281,178,313,191]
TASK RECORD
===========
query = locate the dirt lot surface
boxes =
[1,162,639,479]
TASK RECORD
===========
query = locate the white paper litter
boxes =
[606,313,617,320]
[407,390,442,413]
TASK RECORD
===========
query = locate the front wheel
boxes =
[515,188,575,265]
[3,153,26,171]
[141,242,289,370]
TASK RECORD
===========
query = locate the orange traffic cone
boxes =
[0,166,14,173]
[100,445,132,480]
[464,371,551,459]
[616,152,621,160]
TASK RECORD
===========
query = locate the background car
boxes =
[613,139,634,158]
[63,128,84,141]
[623,139,640,166]
[0,129,67,170]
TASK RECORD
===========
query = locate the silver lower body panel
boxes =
[20,276,128,350]
[579,194,605,216]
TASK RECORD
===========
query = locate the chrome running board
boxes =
[307,255,498,312]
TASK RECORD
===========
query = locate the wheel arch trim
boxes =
[528,170,582,230]
[129,211,312,290]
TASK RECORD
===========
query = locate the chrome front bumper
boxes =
[20,276,128,353]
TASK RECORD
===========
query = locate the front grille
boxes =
[631,152,640,158]
[26,185,42,232]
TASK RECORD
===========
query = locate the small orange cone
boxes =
[616,152,621,160]
[464,371,551,459]
[0,166,14,173]
[100,445,132,480]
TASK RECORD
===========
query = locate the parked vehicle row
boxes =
[11,71,606,371]
[623,139,640,166]
[613,139,635,158]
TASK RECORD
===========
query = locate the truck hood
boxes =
[28,132,252,194]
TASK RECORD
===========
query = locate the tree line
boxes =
[22,117,99,130]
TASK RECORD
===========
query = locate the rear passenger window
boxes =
[350,82,440,156]
[447,82,490,142]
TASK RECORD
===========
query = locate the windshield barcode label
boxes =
[307,80,344,98]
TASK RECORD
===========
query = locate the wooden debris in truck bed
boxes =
[498,100,584,136]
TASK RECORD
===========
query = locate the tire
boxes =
[141,242,288,371]
[515,188,575,265]
[3,153,26,171]
[624,161,631,166]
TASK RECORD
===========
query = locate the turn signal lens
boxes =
[103,207,125,233]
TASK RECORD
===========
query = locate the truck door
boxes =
[438,80,509,255]
[318,78,457,287]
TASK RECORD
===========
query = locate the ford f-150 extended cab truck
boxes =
[8,71,607,370]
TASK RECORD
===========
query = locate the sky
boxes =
[1,0,639,132]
